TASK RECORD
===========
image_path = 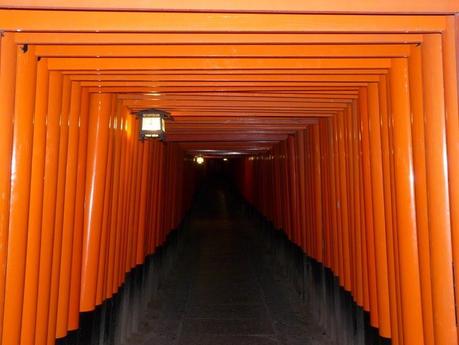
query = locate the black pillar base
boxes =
[55,215,191,345]
[245,203,392,345]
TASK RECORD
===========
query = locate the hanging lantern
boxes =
[135,109,171,140]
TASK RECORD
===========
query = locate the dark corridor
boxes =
[125,178,334,345]
[56,174,390,345]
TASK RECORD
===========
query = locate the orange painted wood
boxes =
[367,83,391,338]
[443,18,459,343]
[344,108,356,300]
[296,131,306,253]
[0,11,447,33]
[20,58,49,345]
[67,89,90,330]
[377,75,400,345]
[56,82,82,339]
[47,75,71,345]
[80,93,112,312]
[114,107,128,291]
[287,136,300,245]
[105,101,123,298]
[332,116,344,286]
[0,8,458,345]
[15,32,424,46]
[47,57,392,71]
[113,108,127,290]
[421,34,457,345]
[34,43,412,59]
[96,96,115,306]
[312,125,323,262]
[407,46,435,345]
[136,142,150,264]
[390,59,424,345]
[34,71,63,345]
[2,0,458,13]
[337,112,351,291]
[2,45,37,345]
[358,88,379,327]
[0,34,17,345]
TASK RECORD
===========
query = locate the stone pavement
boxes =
[125,182,335,345]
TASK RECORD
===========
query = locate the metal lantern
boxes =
[136,109,170,140]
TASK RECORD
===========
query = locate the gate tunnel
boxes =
[0,2,459,345]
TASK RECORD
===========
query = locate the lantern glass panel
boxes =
[142,116,162,132]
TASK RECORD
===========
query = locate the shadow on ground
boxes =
[126,177,335,345]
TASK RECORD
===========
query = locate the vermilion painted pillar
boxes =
[344,106,356,299]
[274,146,283,231]
[287,135,300,245]
[356,106,370,312]
[47,75,72,345]
[106,101,123,298]
[115,110,131,289]
[390,58,424,345]
[327,119,339,278]
[0,33,17,345]
[337,111,351,291]
[367,83,391,338]
[350,104,363,307]
[136,143,150,265]
[20,58,49,345]
[312,124,323,261]
[442,17,459,344]
[297,131,306,252]
[35,71,63,345]
[359,88,379,328]
[80,93,112,312]
[2,44,37,345]
[408,46,434,345]
[67,89,89,330]
[282,140,292,241]
[378,75,401,345]
[306,130,315,256]
[146,141,158,254]
[331,116,344,285]
[125,119,140,270]
[421,34,457,345]
[56,82,82,339]
[96,96,115,305]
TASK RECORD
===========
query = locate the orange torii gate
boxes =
[0,4,458,345]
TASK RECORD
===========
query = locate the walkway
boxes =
[126,179,335,345]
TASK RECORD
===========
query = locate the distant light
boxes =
[223,158,228,162]
[195,156,205,165]
[145,93,161,96]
